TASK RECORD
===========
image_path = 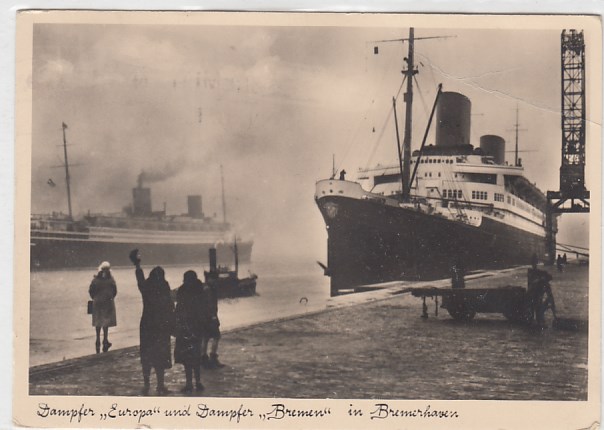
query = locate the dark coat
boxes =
[135,267,174,370]
[174,276,205,365]
[450,262,465,289]
[200,283,221,338]
[527,268,552,298]
[527,267,554,323]
[201,283,218,320]
[89,274,117,328]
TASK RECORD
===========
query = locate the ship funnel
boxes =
[209,248,217,273]
[480,135,506,165]
[435,92,471,147]
[187,195,203,218]
[132,185,152,216]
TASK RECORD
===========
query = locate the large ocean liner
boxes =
[31,125,252,270]
[315,29,555,295]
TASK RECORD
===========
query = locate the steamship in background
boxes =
[315,29,554,296]
[31,130,253,270]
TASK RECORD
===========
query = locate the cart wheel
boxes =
[503,301,534,324]
[447,304,476,321]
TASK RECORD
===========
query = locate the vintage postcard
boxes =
[13,10,601,429]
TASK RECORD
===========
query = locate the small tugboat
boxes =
[204,240,258,299]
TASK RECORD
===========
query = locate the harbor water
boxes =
[30,257,330,367]
[29,260,589,400]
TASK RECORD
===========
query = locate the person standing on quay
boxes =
[527,255,556,326]
[174,270,205,393]
[201,280,225,369]
[450,257,466,289]
[89,261,117,354]
[130,249,174,396]
[556,254,564,272]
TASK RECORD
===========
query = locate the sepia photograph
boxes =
[13,10,601,429]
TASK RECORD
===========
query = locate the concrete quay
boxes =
[29,263,589,400]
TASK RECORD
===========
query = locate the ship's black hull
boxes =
[317,196,547,296]
[30,238,253,271]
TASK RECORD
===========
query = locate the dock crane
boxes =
[546,29,590,264]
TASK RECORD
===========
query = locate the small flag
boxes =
[62,122,68,129]
[47,178,56,187]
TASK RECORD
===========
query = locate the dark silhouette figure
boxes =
[451,258,466,289]
[339,169,346,180]
[174,270,205,393]
[527,257,556,326]
[200,281,224,369]
[563,253,567,264]
[130,249,174,396]
[89,261,117,353]
[556,254,564,272]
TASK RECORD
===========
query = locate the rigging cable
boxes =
[414,51,554,115]
[363,74,407,170]
[363,110,394,172]
[335,44,402,175]
[413,75,432,123]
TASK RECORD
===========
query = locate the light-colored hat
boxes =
[98,261,111,271]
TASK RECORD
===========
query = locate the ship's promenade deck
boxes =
[29,262,589,400]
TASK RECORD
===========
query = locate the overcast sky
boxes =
[30,18,597,260]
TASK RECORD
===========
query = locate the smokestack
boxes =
[187,195,203,218]
[436,92,471,147]
[132,186,152,216]
[209,248,217,273]
[480,135,506,165]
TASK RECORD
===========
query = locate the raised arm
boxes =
[130,249,146,290]
[135,267,146,290]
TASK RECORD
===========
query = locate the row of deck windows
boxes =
[443,189,462,199]
[494,193,504,202]
[412,159,454,164]
[472,191,488,200]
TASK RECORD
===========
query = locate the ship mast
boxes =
[373,28,452,201]
[401,28,416,201]
[514,106,519,166]
[220,164,227,224]
[233,235,239,276]
[512,105,527,167]
[508,105,529,167]
[61,122,73,220]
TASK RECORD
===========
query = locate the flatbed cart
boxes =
[410,285,555,324]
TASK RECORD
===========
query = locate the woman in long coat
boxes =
[174,270,205,393]
[130,250,174,396]
[89,261,117,353]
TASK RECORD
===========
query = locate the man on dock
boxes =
[527,256,556,326]
[556,254,564,272]
[200,280,224,369]
[451,258,465,289]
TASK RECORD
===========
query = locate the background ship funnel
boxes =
[480,135,506,165]
[435,92,471,147]
[187,195,203,218]
[209,247,217,272]
[132,185,152,216]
